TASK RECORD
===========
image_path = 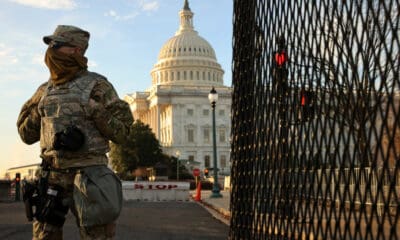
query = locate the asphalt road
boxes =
[0,201,229,240]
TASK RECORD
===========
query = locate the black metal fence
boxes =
[230,0,399,239]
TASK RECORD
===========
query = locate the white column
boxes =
[156,105,160,139]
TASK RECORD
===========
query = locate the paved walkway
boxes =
[0,201,229,239]
[190,190,231,225]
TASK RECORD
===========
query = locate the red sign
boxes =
[192,168,200,177]
[134,184,178,190]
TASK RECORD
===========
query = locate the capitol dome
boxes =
[151,0,224,86]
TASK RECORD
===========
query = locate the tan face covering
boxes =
[44,47,88,85]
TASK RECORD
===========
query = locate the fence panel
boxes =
[230,0,400,239]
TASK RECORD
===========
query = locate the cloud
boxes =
[104,9,139,21]
[0,50,47,85]
[141,1,159,12]
[88,60,98,68]
[0,66,47,85]
[31,53,45,66]
[105,10,118,18]
[0,43,18,66]
[8,0,77,10]
[103,1,158,21]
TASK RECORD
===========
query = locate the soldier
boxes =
[17,25,133,239]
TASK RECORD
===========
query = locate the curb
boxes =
[191,195,230,226]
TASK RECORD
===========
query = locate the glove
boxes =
[53,125,85,151]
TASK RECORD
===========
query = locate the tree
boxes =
[109,127,137,179]
[109,120,166,179]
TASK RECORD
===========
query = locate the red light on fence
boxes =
[275,51,287,67]
[299,90,315,122]
[301,93,307,106]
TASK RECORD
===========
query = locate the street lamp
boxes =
[208,87,222,198]
[175,150,181,181]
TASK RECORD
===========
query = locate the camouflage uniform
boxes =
[17,25,133,240]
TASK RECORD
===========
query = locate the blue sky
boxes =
[0,0,233,177]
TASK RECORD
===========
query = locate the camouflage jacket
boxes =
[17,71,133,168]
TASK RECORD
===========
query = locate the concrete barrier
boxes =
[0,180,13,202]
[122,181,190,201]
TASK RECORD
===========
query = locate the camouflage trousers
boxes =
[32,221,116,240]
[32,170,116,240]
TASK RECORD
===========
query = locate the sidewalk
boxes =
[190,190,230,225]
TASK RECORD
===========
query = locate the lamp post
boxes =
[175,150,181,181]
[208,87,222,198]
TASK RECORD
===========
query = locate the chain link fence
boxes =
[230,0,399,239]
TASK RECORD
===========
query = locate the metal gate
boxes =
[230,0,399,239]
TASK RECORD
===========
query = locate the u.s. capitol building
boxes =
[124,0,232,174]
